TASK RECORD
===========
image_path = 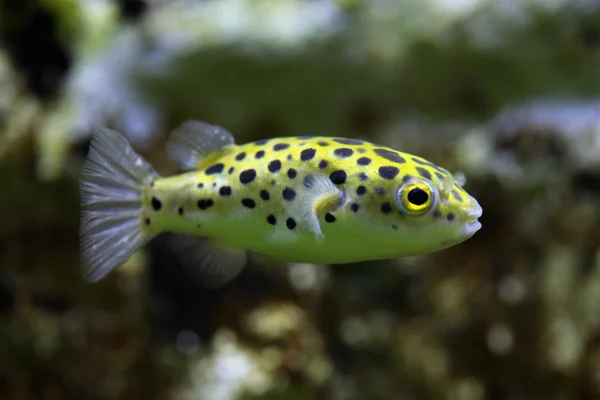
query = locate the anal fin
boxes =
[167,234,247,288]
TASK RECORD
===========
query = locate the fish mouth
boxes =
[467,207,482,224]
[464,202,483,235]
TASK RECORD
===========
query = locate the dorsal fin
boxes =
[166,120,235,170]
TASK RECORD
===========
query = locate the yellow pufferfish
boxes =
[80,120,483,286]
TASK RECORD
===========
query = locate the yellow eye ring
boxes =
[400,182,433,215]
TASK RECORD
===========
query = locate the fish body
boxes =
[80,121,482,286]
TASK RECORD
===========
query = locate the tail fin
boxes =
[79,127,160,282]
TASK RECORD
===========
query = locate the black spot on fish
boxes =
[317,141,329,147]
[358,172,368,181]
[255,150,265,159]
[416,167,432,180]
[145,218,151,225]
[333,138,364,145]
[235,152,246,161]
[402,175,413,182]
[287,168,297,179]
[329,170,347,185]
[254,139,270,145]
[375,186,385,196]
[300,148,316,161]
[435,172,446,181]
[239,169,257,184]
[433,210,442,218]
[378,166,400,180]
[447,212,455,221]
[430,164,449,175]
[325,213,336,223]
[268,159,282,173]
[282,187,296,201]
[151,196,162,211]
[273,143,290,151]
[260,190,270,201]
[381,202,392,214]
[178,207,184,215]
[356,185,367,196]
[287,154,293,161]
[286,217,297,230]
[205,163,225,175]
[228,167,234,175]
[334,148,353,158]
[451,189,463,202]
[413,158,446,175]
[197,199,214,210]
[267,214,277,225]
[350,203,360,213]
[318,160,328,170]
[411,157,430,166]
[242,198,256,209]
[357,157,371,166]
[198,183,204,188]
[219,186,232,196]
[374,148,406,164]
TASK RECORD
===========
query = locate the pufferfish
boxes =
[80,120,483,286]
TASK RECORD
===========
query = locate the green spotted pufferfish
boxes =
[80,120,483,286]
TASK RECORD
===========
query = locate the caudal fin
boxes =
[79,127,160,282]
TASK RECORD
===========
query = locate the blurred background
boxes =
[2,0,600,399]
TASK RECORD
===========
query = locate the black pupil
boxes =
[407,188,428,206]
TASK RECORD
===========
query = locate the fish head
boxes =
[389,169,483,254]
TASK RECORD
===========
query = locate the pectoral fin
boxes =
[296,174,346,238]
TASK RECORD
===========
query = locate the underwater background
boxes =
[2,0,600,399]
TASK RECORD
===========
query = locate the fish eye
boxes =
[396,181,434,215]
[408,187,428,206]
